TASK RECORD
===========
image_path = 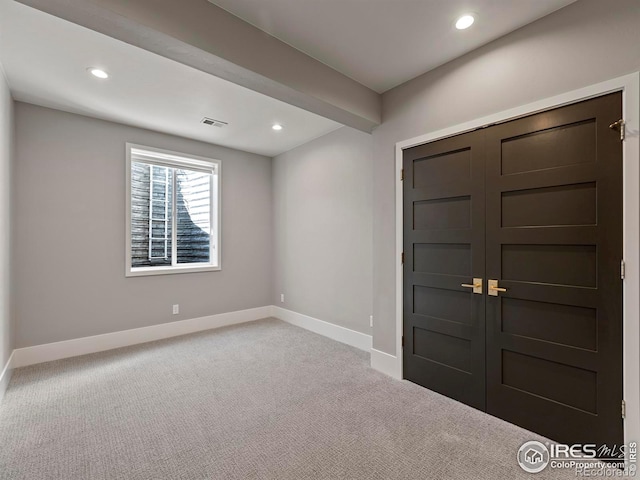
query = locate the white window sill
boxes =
[126,264,221,277]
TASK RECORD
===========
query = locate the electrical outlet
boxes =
[369,315,373,327]
[280,294,285,303]
[173,304,179,315]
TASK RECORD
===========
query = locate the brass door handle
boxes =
[488,279,507,296]
[461,278,482,294]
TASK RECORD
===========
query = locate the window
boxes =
[126,144,220,276]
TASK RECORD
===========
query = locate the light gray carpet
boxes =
[0,318,577,479]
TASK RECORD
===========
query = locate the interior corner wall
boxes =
[0,68,13,369]
[13,102,273,348]
[372,0,640,355]
[273,126,373,335]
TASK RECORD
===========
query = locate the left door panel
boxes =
[403,130,486,410]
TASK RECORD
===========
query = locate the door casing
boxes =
[384,72,640,450]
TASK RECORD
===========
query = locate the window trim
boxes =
[125,143,222,277]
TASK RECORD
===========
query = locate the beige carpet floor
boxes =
[0,318,580,479]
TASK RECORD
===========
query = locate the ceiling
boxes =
[0,0,579,156]
[0,0,341,157]
[209,0,576,93]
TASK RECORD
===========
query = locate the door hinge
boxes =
[401,252,405,264]
[400,168,404,181]
[610,119,626,141]
[622,400,626,419]
[401,336,404,348]
[621,260,626,280]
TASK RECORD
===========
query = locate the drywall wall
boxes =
[0,66,13,371]
[13,103,272,348]
[372,0,640,355]
[273,127,373,335]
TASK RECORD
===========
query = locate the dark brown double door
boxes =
[403,93,623,448]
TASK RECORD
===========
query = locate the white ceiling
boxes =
[210,0,576,93]
[0,0,341,157]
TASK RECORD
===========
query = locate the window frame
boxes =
[125,143,222,277]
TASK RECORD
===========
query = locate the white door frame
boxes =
[392,72,640,445]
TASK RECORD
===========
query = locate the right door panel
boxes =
[484,93,623,448]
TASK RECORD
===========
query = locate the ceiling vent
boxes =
[201,117,228,128]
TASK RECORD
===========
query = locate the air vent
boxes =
[201,117,228,128]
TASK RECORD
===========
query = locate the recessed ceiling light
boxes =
[272,124,283,131]
[87,67,109,79]
[455,15,475,30]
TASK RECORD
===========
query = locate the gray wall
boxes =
[273,127,373,335]
[14,103,272,348]
[372,0,640,355]
[0,68,13,368]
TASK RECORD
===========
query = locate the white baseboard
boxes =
[8,305,375,371]
[11,306,272,368]
[0,351,14,403]
[370,348,402,380]
[271,306,372,352]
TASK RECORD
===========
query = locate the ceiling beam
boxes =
[15,0,381,132]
